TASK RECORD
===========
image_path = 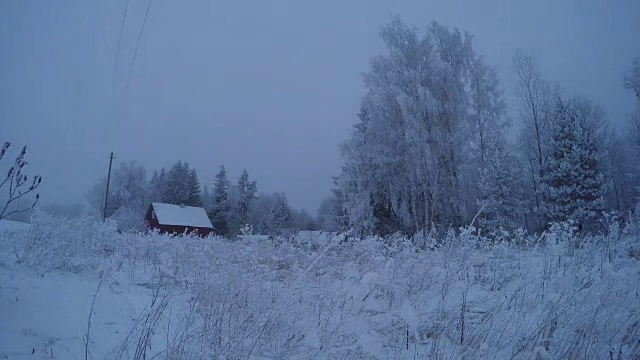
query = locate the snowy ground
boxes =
[0,268,148,359]
[1,216,640,359]
[0,219,31,234]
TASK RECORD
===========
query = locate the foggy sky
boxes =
[1,0,639,213]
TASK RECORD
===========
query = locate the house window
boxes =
[151,210,156,219]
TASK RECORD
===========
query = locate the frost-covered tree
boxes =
[265,192,292,236]
[477,136,524,231]
[317,192,348,233]
[610,56,640,213]
[112,162,149,212]
[248,192,274,234]
[149,168,168,202]
[186,168,203,207]
[541,99,607,227]
[629,106,640,157]
[163,162,188,205]
[234,169,257,227]
[513,49,557,230]
[87,161,148,219]
[211,165,230,235]
[0,142,42,221]
[624,57,640,102]
[624,58,640,176]
[291,208,316,231]
[603,130,638,214]
[468,58,507,165]
[225,169,258,236]
[247,192,311,235]
[462,56,510,222]
[160,161,202,207]
[339,17,504,236]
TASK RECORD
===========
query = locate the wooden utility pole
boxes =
[103,152,115,222]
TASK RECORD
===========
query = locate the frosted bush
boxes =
[2,211,119,272]
[110,206,147,233]
[1,212,640,358]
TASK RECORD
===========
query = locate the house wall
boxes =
[145,206,160,230]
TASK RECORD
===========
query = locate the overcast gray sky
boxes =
[1,0,639,213]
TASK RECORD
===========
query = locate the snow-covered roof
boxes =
[150,202,213,229]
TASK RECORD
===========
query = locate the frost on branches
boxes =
[338,18,512,236]
[477,136,524,232]
[541,99,607,228]
[0,142,42,221]
[210,165,231,236]
[151,161,203,208]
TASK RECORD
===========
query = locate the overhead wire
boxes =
[110,0,132,100]
[125,0,155,92]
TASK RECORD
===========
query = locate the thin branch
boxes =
[0,142,9,160]
[0,144,42,220]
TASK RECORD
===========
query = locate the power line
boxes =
[111,0,132,100]
[125,0,155,92]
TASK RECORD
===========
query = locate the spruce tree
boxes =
[186,167,203,207]
[163,161,202,207]
[266,193,292,236]
[211,165,230,235]
[164,161,186,205]
[478,137,523,231]
[541,99,607,228]
[236,169,257,226]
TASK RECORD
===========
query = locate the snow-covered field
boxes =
[1,215,640,359]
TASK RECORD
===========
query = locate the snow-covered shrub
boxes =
[238,223,254,236]
[110,206,147,233]
[2,215,640,359]
[546,220,582,256]
[623,203,640,237]
[2,211,119,272]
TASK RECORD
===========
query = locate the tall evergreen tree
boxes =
[236,169,257,226]
[211,165,230,235]
[186,167,203,207]
[541,99,607,227]
[478,136,524,231]
[164,161,186,205]
[161,161,202,207]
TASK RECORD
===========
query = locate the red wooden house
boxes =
[145,202,216,237]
